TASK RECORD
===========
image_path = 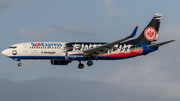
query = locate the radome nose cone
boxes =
[2,50,8,56]
[2,50,5,55]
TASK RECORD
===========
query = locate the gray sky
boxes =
[0,0,180,101]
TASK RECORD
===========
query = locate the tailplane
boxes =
[147,40,175,48]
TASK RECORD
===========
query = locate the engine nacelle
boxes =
[51,59,70,65]
[65,52,84,60]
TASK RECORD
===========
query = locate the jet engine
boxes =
[51,59,71,65]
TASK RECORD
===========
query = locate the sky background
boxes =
[0,0,180,101]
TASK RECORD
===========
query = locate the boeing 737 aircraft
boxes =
[2,14,175,69]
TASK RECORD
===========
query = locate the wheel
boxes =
[78,64,84,69]
[87,61,93,66]
[18,63,22,66]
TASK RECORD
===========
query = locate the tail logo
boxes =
[144,27,157,41]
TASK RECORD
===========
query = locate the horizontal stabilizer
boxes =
[147,40,175,48]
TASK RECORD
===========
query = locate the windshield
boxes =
[9,46,17,49]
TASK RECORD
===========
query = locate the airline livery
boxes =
[2,14,175,69]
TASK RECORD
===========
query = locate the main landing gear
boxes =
[78,61,84,69]
[78,60,93,69]
[78,63,84,69]
[87,61,93,66]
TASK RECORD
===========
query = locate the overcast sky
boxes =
[0,0,180,101]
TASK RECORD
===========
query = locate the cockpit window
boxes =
[9,46,17,49]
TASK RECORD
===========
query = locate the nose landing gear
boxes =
[12,58,22,66]
[18,62,22,66]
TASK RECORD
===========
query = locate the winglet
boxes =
[126,24,139,38]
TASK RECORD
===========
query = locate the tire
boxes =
[87,61,93,66]
[18,63,22,66]
[78,64,84,69]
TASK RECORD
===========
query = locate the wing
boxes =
[83,25,139,55]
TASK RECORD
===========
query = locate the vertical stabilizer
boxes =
[127,13,162,44]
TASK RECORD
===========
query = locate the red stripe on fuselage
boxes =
[99,48,143,57]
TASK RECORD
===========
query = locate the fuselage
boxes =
[2,42,157,61]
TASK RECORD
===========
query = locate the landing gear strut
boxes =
[78,61,84,69]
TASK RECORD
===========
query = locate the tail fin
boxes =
[128,13,162,44]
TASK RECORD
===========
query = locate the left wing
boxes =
[83,25,139,55]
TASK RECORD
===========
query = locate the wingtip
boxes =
[128,25,139,38]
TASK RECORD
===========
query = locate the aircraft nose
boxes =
[2,49,9,56]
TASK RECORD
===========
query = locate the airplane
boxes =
[2,13,175,69]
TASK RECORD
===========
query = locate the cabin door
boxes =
[23,44,28,52]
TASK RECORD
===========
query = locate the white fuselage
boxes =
[2,42,67,60]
